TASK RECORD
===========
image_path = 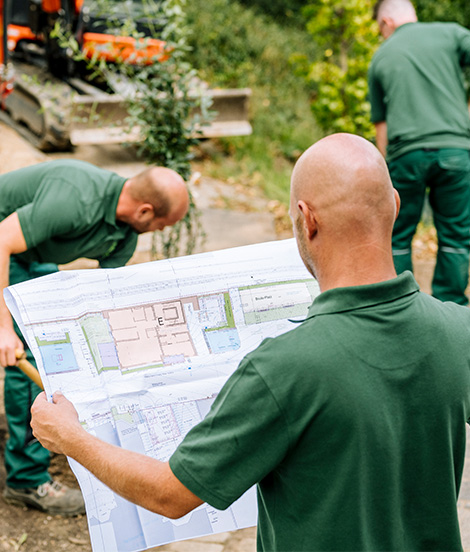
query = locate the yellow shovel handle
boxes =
[15,350,44,390]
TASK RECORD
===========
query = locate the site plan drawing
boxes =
[5,239,319,552]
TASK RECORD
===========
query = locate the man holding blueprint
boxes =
[31,134,470,551]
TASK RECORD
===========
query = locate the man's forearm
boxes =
[68,430,200,518]
[0,213,29,365]
[0,246,13,331]
[374,121,388,157]
[0,242,22,366]
[31,392,203,518]
[0,212,28,329]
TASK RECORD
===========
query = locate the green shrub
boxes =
[186,0,320,204]
[294,0,377,140]
[54,0,207,257]
[237,0,308,25]
[414,0,470,27]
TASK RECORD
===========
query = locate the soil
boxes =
[0,431,91,552]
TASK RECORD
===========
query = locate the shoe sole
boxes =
[3,493,85,516]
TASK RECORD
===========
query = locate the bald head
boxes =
[374,0,416,21]
[129,167,189,221]
[374,0,417,37]
[292,133,396,234]
[117,167,189,234]
[291,134,399,286]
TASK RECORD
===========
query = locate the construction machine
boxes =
[0,0,251,151]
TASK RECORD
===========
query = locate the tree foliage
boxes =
[236,0,307,25]
[185,0,319,203]
[414,0,470,27]
[294,0,378,139]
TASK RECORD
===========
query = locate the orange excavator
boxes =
[0,0,251,150]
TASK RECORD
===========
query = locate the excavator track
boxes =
[1,62,73,151]
[1,61,252,152]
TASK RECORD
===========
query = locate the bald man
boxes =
[0,159,188,516]
[31,135,470,550]
[369,0,470,305]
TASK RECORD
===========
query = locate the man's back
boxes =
[369,22,470,159]
[0,159,136,266]
[172,273,470,551]
[262,274,470,550]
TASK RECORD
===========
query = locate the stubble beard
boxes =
[295,216,317,280]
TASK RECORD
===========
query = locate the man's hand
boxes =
[0,326,23,367]
[0,212,28,367]
[32,392,203,517]
[31,392,83,455]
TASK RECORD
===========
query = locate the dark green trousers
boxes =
[389,148,470,305]
[4,257,58,488]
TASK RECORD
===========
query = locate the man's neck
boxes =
[315,250,397,293]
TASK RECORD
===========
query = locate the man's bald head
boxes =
[119,167,189,233]
[128,167,189,222]
[373,0,417,38]
[374,0,416,22]
[290,134,399,285]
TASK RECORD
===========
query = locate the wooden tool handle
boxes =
[15,350,44,390]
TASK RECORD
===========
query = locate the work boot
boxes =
[3,480,86,516]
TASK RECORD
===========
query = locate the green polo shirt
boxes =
[0,159,138,267]
[368,22,470,160]
[170,272,470,551]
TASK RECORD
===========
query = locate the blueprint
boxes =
[4,238,319,552]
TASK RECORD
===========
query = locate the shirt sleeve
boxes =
[98,233,138,268]
[368,60,387,123]
[455,23,470,66]
[16,180,82,249]
[169,357,290,511]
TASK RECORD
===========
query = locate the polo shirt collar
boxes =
[306,271,419,318]
[392,21,416,37]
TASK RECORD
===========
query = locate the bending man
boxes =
[0,159,188,515]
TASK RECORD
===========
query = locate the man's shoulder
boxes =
[45,159,113,178]
[248,290,470,368]
[412,292,470,345]
[426,292,470,320]
[245,315,330,375]
[371,20,467,69]
[414,20,470,41]
[42,160,123,201]
[387,21,468,45]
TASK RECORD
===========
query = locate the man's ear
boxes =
[136,203,154,222]
[393,188,400,222]
[382,16,395,28]
[297,200,317,239]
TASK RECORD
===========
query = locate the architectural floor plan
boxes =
[5,239,319,552]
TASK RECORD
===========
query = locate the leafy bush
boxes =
[237,0,308,25]
[185,0,320,203]
[414,0,470,27]
[294,0,377,140]
[55,0,207,257]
